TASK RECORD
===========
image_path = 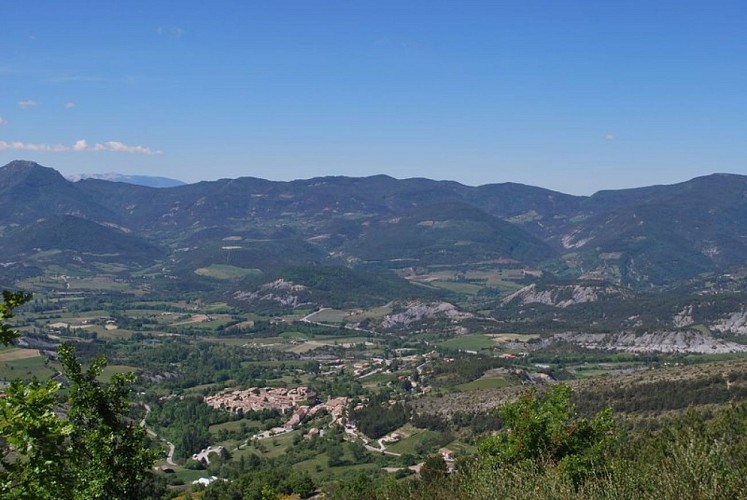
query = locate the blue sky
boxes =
[1,1,745,194]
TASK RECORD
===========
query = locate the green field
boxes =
[66,277,133,292]
[429,281,483,295]
[209,418,262,437]
[0,355,55,381]
[171,468,210,485]
[456,375,512,391]
[202,336,259,346]
[361,372,397,387]
[407,269,528,295]
[96,327,135,340]
[386,426,444,456]
[243,430,301,459]
[295,458,380,480]
[98,364,139,382]
[279,331,307,340]
[194,264,262,280]
[314,335,372,343]
[285,340,332,354]
[490,333,541,343]
[439,334,495,351]
[307,309,349,323]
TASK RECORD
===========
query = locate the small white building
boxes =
[192,476,224,486]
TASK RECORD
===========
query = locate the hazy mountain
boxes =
[66,172,186,188]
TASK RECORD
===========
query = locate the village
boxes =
[194,383,456,477]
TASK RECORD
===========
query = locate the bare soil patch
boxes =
[0,348,41,362]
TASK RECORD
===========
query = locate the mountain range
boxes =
[65,172,186,188]
[2,159,747,296]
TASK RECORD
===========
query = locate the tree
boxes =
[0,290,159,499]
[420,454,448,483]
[478,385,616,484]
[350,440,368,462]
[58,343,158,498]
[0,290,32,345]
[327,441,344,467]
[0,377,73,498]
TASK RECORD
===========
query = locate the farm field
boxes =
[5,257,747,498]
[0,347,40,362]
[439,334,495,352]
[0,355,55,381]
[194,264,262,280]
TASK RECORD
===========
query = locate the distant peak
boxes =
[3,159,44,170]
[0,160,67,184]
[68,172,186,188]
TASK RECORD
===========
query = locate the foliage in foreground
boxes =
[0,291,159,499]
[478,384,616,485]
[327,387,747,500]
[0,290,32,345]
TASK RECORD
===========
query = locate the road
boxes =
[361,437,401,457]
[300,308,330,322]
[141,403,176,466]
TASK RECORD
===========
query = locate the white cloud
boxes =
[0,139,161,155]
[18,100,39,109]
[92,141,161,155]
[0,141,67,152]
[0,116,7,126]
[605,133,615,141]
[64,102,75,109]
[157,25,185,38]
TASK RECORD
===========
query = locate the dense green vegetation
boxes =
[352,398,409,439]
[5,161,747,498]
[0,292,159,499]
[325,388,747,500]
[9,161,747,290]
[5,267,747,499]
[237,265,441,310]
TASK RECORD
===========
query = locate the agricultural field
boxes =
[5,272,747,498]
[194,265,262,280]
[0,347,40,362]
[439,334,496,352]
[0,354,55,381]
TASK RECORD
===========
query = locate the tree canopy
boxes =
[0,290,158,499]
[0,290,31,345]
[478,385,616,484]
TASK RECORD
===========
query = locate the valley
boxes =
[3,160,747,497]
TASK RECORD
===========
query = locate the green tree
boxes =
[58,343,158,498]
[0,290,32,345]
[479,385,616,484]
[0,290,158,499]
[0,378,73,498]
[327,441,344,467]
[349,440,368,462]
[420,454,448,483]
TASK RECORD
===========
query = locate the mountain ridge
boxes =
[66,172,186,188]
[2,160,747,290]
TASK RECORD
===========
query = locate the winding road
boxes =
[141,403,176,466]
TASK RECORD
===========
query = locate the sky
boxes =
[1,1,745,195]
